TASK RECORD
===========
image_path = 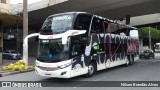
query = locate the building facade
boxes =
[0,0,10,13]
[0,0,10,64]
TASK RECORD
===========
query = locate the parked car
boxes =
[3,50,22,60]
[139,49,155,59]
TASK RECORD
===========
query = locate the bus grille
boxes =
[36,66,59,71]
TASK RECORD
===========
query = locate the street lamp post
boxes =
[23,0,28,65]
[16,20,19,57]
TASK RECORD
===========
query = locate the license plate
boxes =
[45,73,51,76]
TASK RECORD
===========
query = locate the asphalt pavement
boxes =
[0,54,160,90]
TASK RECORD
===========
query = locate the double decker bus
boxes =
[35,12,139,78]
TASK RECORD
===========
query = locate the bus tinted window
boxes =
[108,23,130,36]
[91,17,108,33]
[74,14,92,30]
[109,23,119,34]
[118,25,130,36]
[71,37,85,57]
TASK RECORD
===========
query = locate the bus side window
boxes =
[74,14,92,31]
[116,25,129,36]
[91,17,104,33]
[109,23,119,34]
[71,43,82,57]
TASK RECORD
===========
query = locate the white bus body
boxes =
[35,12,139,78]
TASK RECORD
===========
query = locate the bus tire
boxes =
[130,55,134,65]
[125,55,130,66]
[86,62,96,77]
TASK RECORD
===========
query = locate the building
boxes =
[0,0,21,64]
[0,0,10,12]
[0,0,11,64]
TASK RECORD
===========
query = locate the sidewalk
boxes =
[0,56,36,77]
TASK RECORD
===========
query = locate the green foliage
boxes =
[138,27,160,40]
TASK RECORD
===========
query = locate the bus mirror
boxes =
[130,30,139,39]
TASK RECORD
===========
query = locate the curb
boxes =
[0,69,34,77]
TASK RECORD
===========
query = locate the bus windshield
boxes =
[40,14,74,34]
[37,38,70,62]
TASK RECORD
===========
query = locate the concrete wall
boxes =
[130,13,160,26]
[0,0,11,14]
[11,0,68,13]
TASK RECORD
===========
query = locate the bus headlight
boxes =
[58,63,71,69]
[36,60,40,66]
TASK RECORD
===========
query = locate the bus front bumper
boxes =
[35,66,71,78]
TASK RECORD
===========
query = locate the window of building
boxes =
[1,0,7,4]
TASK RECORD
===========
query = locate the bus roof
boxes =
[48,12,89,17]
[48,11,137,30]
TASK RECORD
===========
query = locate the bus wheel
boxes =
[125,56,130,66]
[130,56,134,65]
[86,62,95,77]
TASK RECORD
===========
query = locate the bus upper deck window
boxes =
[91,17,106,33]
[74,14,92,30]
[75,20,85,30]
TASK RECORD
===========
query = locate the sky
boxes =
[10,0,42,4]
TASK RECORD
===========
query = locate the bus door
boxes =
[70,36,87,76]
[70,41,83,76]
[90,17,106,68]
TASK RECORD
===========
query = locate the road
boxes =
[0,54,160,90]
